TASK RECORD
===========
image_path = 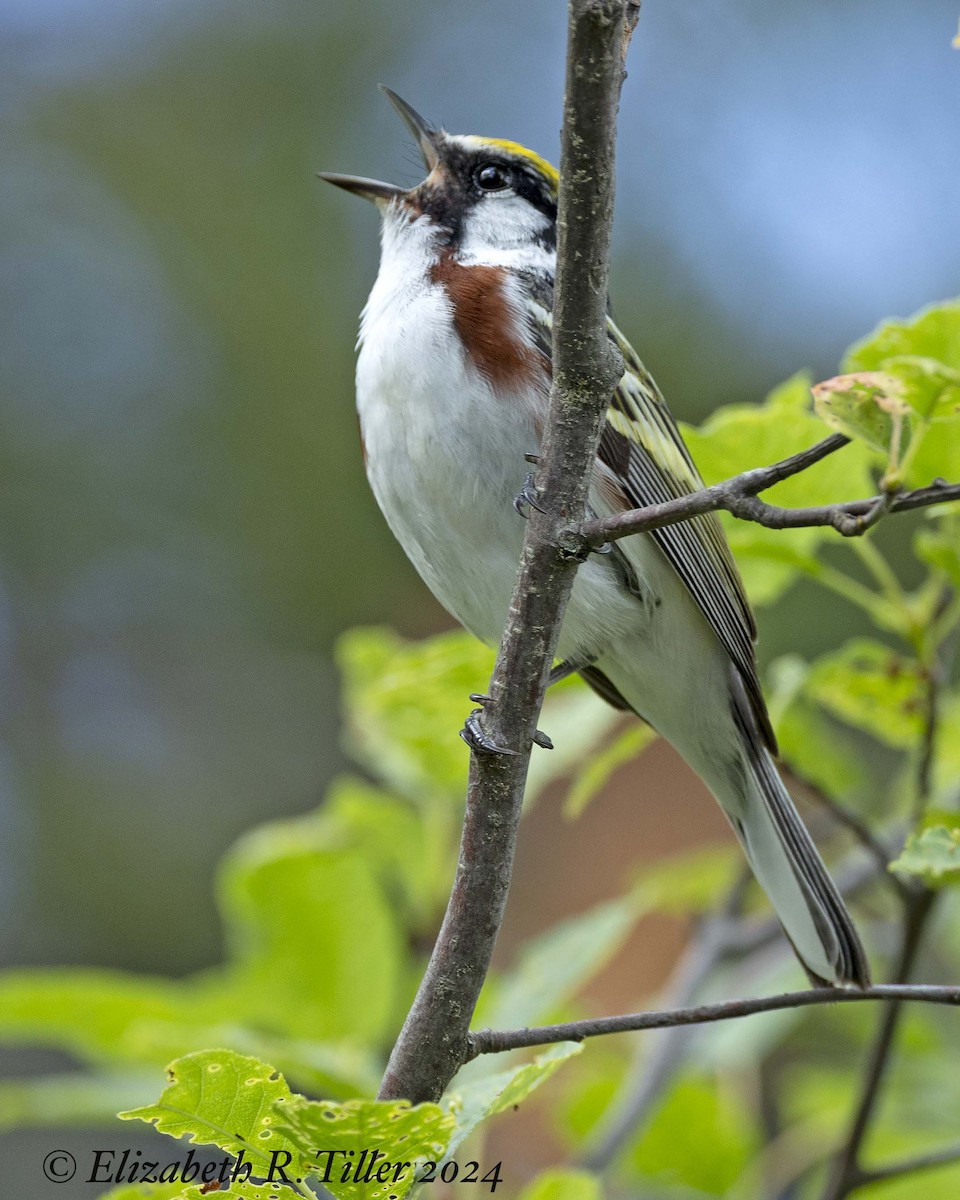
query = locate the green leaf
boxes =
[768,655,870,803]
[477,898,641,1032]
[100,1186,289,1200]
[879,356,960,420]
[628,1075,758,1195]
[274,1096,454,1200]
[805,638,926,749]
[336,627,620,810]
[0,969,217,1066]
[564,724,657,818]
[844,299,960,375]
[445,1043,583,1158]
[336,627,492,802]
[98,1186,194,1200]
[718,532,823,607]
[890,827,960,887]
[218,809,403,1044]
[175,1187,294,1200]
[0,1072,153,1131]
[915,523,960,590]
[120,1050,304,1177]
[516,1169,602,1200]
[682,373,876,605]
[842,300,960,486]
[322,776,451,927]
[906,412,960,485]
[811,371,910,457]
[116,1021,381,1100]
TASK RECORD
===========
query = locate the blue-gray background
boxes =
[0,0,957,1184]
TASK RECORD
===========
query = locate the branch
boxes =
[465,984,960,1059]
[856,1142,960,1187]
[581,868,753,1170]
[377,0,637,1104]
[576,434,960,547]
[582,850,887,1170]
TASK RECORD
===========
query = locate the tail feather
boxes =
[730,695,871,988]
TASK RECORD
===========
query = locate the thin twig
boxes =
[581,868,753,1170]
[576,434,960,548]
[856,1142,960,1187]
[582,852,886,1170]
[378,0,637,1104]
[466,984,960,1058]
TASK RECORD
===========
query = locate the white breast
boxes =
[355,207,647,657]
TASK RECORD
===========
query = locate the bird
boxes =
[321,87,871,989]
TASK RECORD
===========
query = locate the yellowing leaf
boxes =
[811,371,910,456]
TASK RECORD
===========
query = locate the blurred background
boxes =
[0,0,958,1188]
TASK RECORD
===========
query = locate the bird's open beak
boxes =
[318,86,441,206]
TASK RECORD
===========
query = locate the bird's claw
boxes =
[460,709,520,756]
[460,695,554,755]
[514,472,546,519]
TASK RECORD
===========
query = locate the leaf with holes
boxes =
[274,1096,454,1200]
[98,1186,192,1200]
[100,1185,290,1200]
[119,1050,304,1177]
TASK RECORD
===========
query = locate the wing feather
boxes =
[522,280,775,750]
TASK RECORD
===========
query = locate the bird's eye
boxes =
[475,163,511,192]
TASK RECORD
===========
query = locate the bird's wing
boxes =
[523,281,775,750]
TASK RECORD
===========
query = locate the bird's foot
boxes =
[514,471,545,519]
[460,695,554,755]
[460,709,520,756]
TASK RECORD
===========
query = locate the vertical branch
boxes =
[378,0,637,1104]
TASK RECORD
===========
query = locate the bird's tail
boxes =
[729,739,871,989]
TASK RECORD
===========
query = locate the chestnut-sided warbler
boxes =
[322,88,870,988]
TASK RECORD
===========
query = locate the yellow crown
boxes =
[462,136,559,193]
